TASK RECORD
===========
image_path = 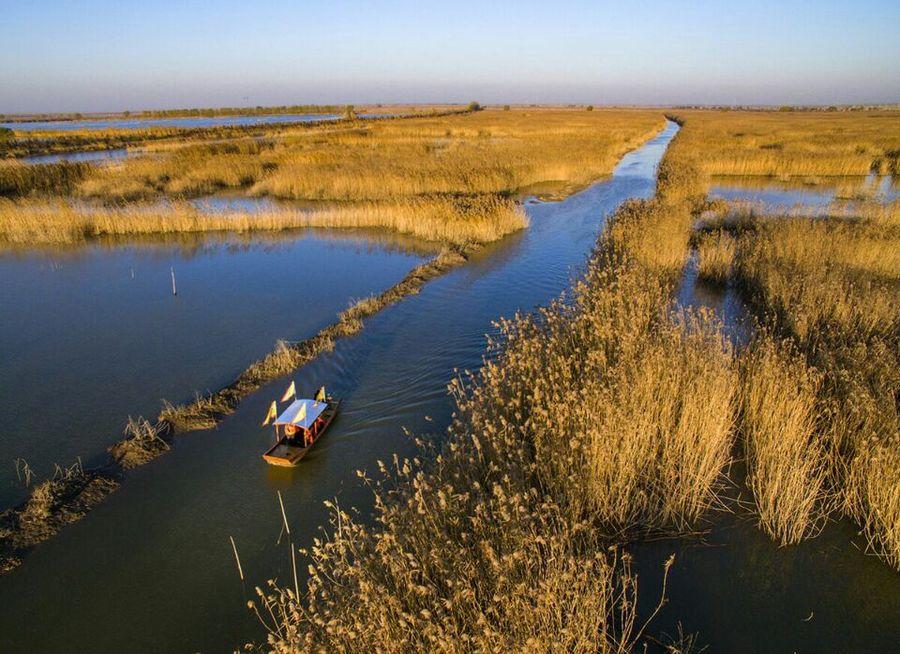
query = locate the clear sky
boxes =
[2,0,899,113]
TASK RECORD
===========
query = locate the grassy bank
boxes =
[695,202,899,564]
[247,120,741,650]
[0,195,526,246]
[1,109,662,247]
[674,109,900,179]
[0,461,118,573]
[0,110,668,577]
[679,108,899,565]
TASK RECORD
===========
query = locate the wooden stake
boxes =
[277,491,290,538]
[229,535,244,581]
[291,544,300,600]
[277,491,300,599]
[170,267,177,295]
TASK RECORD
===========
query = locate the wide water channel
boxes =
[0,232,429,508]
[1,121,896,652]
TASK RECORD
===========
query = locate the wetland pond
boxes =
[2,113,341,132]
[0,231,429,508]
[710,174,898,213]
[20,148,130,165]
[0,121,897,652]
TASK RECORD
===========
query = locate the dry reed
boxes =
[0,195,527,246]
[248,123,734,650]
[739,336,831,544]
[78,110,664,202]
[0,160,92,197]
[108,416,171,469]
[672,108,899,564]
[694,230,735,284]
[0,460,118,574]
[673,109,900,179]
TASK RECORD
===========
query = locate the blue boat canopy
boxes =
[274,399,328,430]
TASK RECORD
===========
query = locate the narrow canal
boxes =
[0,123,678,652]
[10,122,894,654]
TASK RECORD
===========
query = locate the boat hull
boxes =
[262,399,340,466]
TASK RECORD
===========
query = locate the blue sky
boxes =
[2,0,899,112]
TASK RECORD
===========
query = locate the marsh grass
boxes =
[2,109,662,247]
[739,336,831,544]
[0,460,118,574]
[676,106,899,562]
[0,160,92,197]
[694,230,735,284]
[702,198,900,566]
[674,109,900,178]
[248,125,735,650]
[108,416,171,469]
[17,109,662,205]
[0,195,527,246]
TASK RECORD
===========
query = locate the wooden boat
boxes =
[262,397,341,466]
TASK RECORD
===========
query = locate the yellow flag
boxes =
[292,402,307,423]
[315,386,326,403]
[280,381,296,403]
[262,401,278,427]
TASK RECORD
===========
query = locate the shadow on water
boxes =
[676,250,753,349]
[632,493,900,653]
[3,121,895,653]
[0,122,678,653]
[663,182,900,651]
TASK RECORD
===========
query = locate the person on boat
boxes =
[316,386,327,403]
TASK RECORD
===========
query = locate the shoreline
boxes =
[0,122,665,576]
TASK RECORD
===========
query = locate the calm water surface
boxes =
[1,122,896,653]
[21,148,130,165]
[3,114,340,132]
[0,232,428,508]
[710,174,898,212]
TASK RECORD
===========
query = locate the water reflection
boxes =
[0,120,680,654]
[2,227,440,262]
[710,174,898,214]
[21,148,129,165]
[0,231,427,508]
[3,122,895,654]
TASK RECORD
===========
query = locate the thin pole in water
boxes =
[229,535,244,581]
[291,546,300,600]
[171,267,177,295]
[277,491,290,538]
[277,491,300,598]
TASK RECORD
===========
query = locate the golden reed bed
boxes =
[0,109,664,246]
